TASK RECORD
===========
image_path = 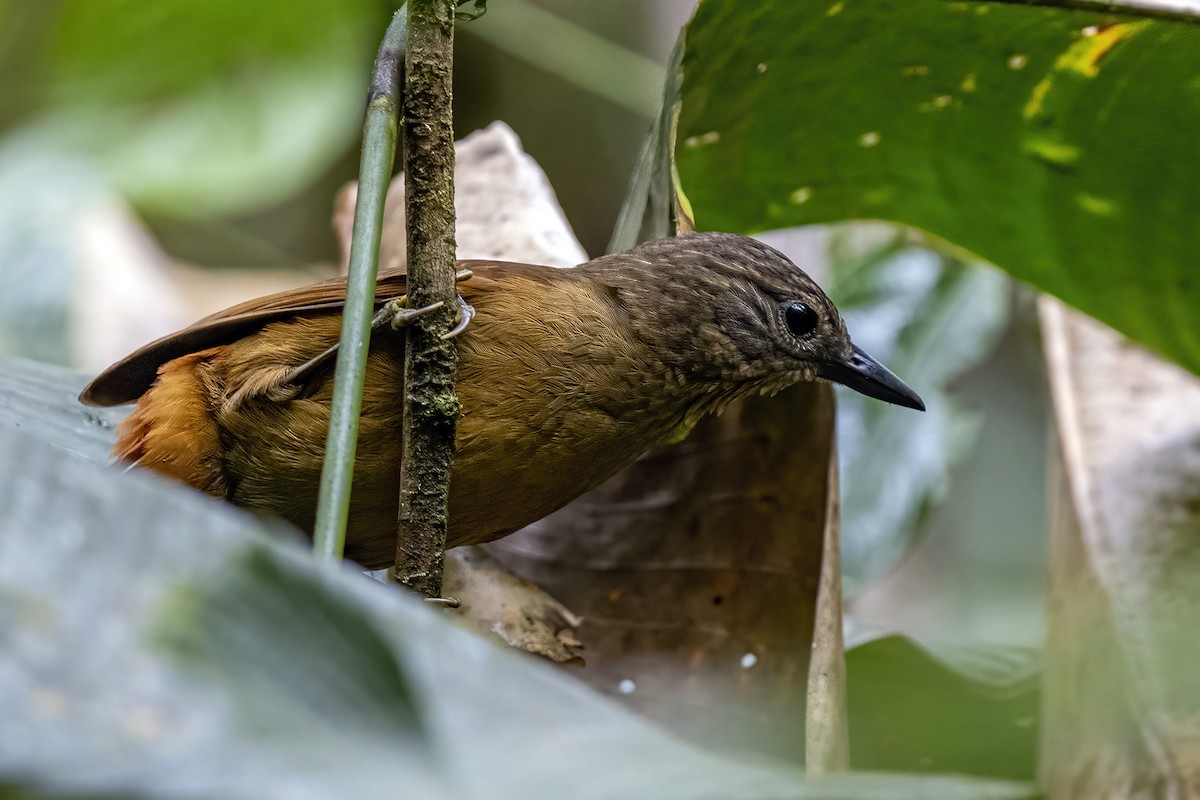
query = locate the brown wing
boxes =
[79,261,519,407]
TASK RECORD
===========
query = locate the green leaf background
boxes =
[817,232,1010,591]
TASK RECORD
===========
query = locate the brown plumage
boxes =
[82,232,922,569]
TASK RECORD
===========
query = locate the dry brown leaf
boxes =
[488,383,838,762]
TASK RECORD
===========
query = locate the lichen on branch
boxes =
[392,0,460,598]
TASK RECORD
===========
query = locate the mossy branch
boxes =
[391,0,460,598]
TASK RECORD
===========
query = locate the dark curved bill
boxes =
[818,344,925,411]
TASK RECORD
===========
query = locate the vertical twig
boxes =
[312,10,407,562]
[392,0,460,597]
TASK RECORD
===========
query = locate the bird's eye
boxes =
[784,302,819,337]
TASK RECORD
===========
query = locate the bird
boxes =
[81,232,923,569]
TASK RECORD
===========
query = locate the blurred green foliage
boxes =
[0,0,669,266]
[2,0,384,218]
[821,233,1009,593]
[47,0,365,106]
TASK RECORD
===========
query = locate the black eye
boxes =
[784,302,819,337]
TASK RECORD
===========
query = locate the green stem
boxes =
[311,8,407,563]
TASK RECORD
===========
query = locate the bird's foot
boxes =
[424,596,461,609]
[441,295,476,340]
[378,297,445,331]
[378,294,473,340]
[382,269,474,337]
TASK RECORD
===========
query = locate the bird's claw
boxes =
[424,596,461,608]
[376,297,445,332]
[377,277,473,339]
[441,295,475,340]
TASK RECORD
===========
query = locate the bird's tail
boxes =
[113,349,228,497]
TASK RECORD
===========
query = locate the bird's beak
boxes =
[817,344,925,411]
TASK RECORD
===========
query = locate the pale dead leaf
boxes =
[444,548,583,665]
[1041,297,1200,797]
[333,121,587,274]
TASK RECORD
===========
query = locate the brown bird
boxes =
[81,232,923,569]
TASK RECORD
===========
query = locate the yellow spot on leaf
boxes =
[859,131,881,147]
[1024,76,1054,119]
[1024,23,1150,121]
[1076,192,1119,216]
[826,1,845,17]
[961,72,977,92]
[789,186,813,205]
[919,95,955,113]
[1023,136,1081,168]
[1057,21,1149,77]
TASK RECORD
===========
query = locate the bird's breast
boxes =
[444,273,682,544]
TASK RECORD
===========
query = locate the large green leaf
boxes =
[676,0,1200,375]
[0,359,1039,799]
[0,357,124,461]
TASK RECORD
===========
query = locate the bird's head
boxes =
[585,231,924,412]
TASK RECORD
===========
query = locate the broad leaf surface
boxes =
[677,0,1200,374]
[0,357,124,461]
[0,359,1039,799]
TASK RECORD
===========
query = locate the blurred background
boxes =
[0,0,1046,651]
